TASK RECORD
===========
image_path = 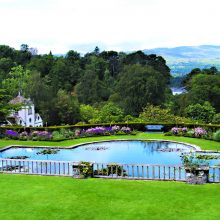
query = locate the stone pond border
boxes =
[0,138,211,153]
[1,139,220,184]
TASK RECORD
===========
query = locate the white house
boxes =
[8,94,43,127]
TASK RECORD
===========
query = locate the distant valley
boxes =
[143,45,220,75]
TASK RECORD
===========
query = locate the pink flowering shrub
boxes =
[193,127,207,138]
[168,126,209,139]
[182,127,188,133]
[171,127,181,135]
[121,126,131,133]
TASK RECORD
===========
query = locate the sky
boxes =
[0,0,220,54]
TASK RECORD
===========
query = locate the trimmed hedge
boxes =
[1,122,220,134]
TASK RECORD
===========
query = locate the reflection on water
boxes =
[0,141,219,165]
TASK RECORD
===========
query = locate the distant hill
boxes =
[143,45,220,75]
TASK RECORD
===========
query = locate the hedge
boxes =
[1,122,220,134]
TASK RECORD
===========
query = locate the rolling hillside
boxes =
[143,45,220,75]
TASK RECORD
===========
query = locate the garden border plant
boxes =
[165,126,220,142]
[1,125,136,142]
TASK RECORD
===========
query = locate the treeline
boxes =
[0,44,220,125]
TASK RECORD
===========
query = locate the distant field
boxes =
[143,45,220,75]
[167,58,220,75]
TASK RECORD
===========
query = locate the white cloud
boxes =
[0,0,220,54]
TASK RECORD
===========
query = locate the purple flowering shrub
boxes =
[5,130,19,139]
[182,127,188,133]
[31,131,52,140]
[171,127,180,135]
[121,126,131,133]
[193,127,207,138]
[170,127,188,136]
[77,126,133,137]
[111,125,120,132]
[169,126,209,139]
[3,130,52,141]
[2,126,134,141]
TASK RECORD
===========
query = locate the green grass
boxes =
[1,135,220,219]
[0,174,220,220]
[1,133,220,150]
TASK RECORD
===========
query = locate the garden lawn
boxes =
[0,174,220,220]
[0,132,220,150]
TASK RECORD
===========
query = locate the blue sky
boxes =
[0,0,220,54]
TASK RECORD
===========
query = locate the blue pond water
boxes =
[0,140,203,165]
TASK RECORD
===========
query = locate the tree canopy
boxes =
[0,44,219,126]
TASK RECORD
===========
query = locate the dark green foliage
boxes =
[213,113,220,124]
[184,67,218,86]
[0,89,14,121]
[77,161,93,178]
[187,74,220,112]
[123,51,171,82]
[213,130,220,142]
[117,64,169,116]
[185,102,216,123]
[1,44,220,126]
[94,163,127,176]
[76,69,107,104]
[139,104,192,123]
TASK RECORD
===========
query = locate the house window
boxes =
[29,118,32,123]
[28,107,32,115]
[20,120,22,125]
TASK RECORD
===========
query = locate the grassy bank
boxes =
[0,174,220,220]
[0,132,220,150]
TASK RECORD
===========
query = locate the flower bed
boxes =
[4,129,52,141]
[1,126,135,141]
[165,126,218,141]
[77,126,133,138]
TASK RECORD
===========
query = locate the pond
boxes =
[0,140,214,165]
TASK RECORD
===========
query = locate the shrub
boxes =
[193,127,207,138]
[164,131,172,136]
[31,131,52,141]
[171,127,181,135]
[185,102,216,123]
[5,130,19,139]
[19,131,29,141]
[121,126,131,133]
[111,125,120,132]
[77,161,93,178]
[52,128,74,140]
[212,113,220,124]
[59,128,74,139]
[185,130,194,138]
[74,129,81,137]
[213,129,220,142]
[182,127,188,133]
[52,130,65,140]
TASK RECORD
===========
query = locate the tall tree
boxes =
[2,65,30,97]
[54,89,80,125]
[187,74,220,112]
[0,89,10,121]
[117,64,168,116]
[185,102,216,123]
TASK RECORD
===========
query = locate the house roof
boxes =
[9,94,33,105]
